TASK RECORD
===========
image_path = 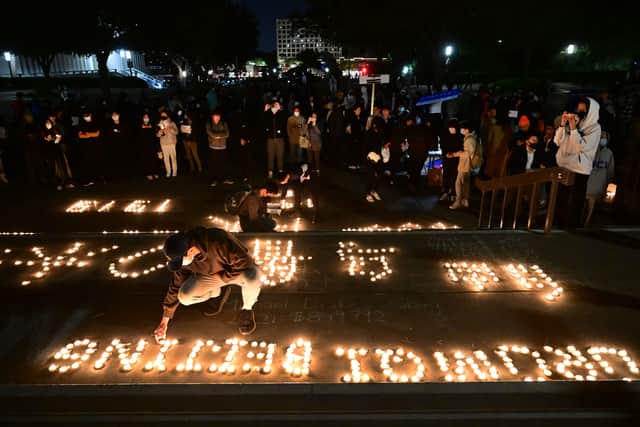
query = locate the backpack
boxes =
[471,140,484,170]
[224,191,250,215]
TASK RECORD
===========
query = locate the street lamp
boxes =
[566,44,576,55]
[181,70,187,78]
[402,65,410,76]
[444,45,454,57]
[4,51,13,78]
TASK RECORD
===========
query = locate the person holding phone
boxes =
[554,97,601,228]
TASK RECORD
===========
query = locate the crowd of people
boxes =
[1,80,638,228]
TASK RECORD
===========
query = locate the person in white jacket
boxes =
[553,97,601,228]
[448,121,477,210]
[157,112,179,177]
[585,131,615,226]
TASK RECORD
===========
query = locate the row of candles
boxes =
[3,243,118,286]
[47,338,639,382]
[341,222,460,232]
[65,199,171,213]
[443,261,564,302]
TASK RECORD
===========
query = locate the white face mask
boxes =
[182,256,193,267]
[271,107,279,114]
[143,117,150,124]
[460,129,467,136]
[112,115,119,122]
[83,116,91,122]
[294,111,300,117]
[45,123,52,130]
[600,138,608,147]
[448,127,456,135]
[301,163,309,173]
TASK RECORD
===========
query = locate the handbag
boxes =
[299,134,310,149]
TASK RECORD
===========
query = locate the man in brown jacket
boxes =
[154,227,260,342]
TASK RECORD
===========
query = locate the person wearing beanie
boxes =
[154,227,261,341]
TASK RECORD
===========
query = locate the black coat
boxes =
[263,110,287,140]
[507,144,544,175]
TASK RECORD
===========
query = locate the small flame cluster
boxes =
[49,339,97,373]
[337,241,394,283]
[444,262,500,291]
[335,347,370,383]
[283,339,312,377]
[208,216,241,232]
[124,200,151,213]
[252,239,310,286]
[376,347,426,383]
[144,339,177,372]
[504,264,563,301]
[108,245,165,279]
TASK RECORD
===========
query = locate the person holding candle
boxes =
[154,227,261,341]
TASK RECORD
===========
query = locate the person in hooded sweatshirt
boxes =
[585,130,615,226]
[554,97,601,229]
[440,119,463,201]
[154,227,262,342]
[448,121,478,210]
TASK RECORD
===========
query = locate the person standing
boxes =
[364,118,385,202]
[306,112,322,174]
[585,131,615,226]
[440,119,463,201]
[77,110,103,186]
[346,105,365,170]
[287,106,305,165]
[554,97,601,229]
[137,113,160,180]
[264,100,287,178]
[180,111,203,175]
[41,118,66,190]
[103,110,131,180]
[448,121,478,209]
[206,111,231,187]
[154,227,262,341]
[157,111,178,177]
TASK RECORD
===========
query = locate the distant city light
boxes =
[181,70,187,78]
[208,69,214,75]
[498,39,503,44]
[272,68,277,73]
[402,65,410,76]
[445,45,454,57]
[566,44,576,55]
[3,52,11,62]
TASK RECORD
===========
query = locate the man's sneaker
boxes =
[65,183,75,189]
[348,165,357,170]
[56,185,63,191]
[210,181,218,187]
[440,192,450,201]
[462,199,469,208]
[203,286,232,317]
[146,175,154,181]
[238,309,256,335]
[366,194,375,203]
[223,179,235,185]
[371,191,382,201]
[450,201,462,210]
[83,181,94,187]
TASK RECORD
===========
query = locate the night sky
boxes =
[241,0,307,52]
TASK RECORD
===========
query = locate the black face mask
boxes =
[576,111,587,120]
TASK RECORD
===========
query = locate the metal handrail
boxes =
[475,167,575,234]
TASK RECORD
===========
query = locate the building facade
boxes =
[0,50,164,88]
[276,18,342,62]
